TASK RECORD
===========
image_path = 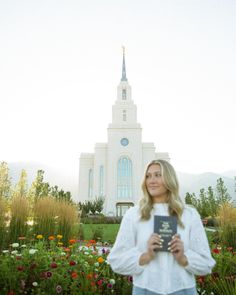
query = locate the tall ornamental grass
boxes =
[218,203,236,248]
[0,197,7,249]
[57,200,79,244]
[33,196,58,237]
[9,195,29,244]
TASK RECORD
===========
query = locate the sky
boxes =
[0,0,236,179]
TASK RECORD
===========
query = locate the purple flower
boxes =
[107,283,113,289]
[127,276,133,283]
[46,271,52,278]
[56,285,62,294]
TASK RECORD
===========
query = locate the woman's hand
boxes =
[139,233,163,265]
[168,234,188,267]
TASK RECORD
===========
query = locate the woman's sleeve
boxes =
[184,208,216,275]
[107,208,146,275]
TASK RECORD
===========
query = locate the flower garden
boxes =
[0,163,235,294]
[0,236,132,295]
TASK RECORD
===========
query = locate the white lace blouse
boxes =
[107,203,215,294]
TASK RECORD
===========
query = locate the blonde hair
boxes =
[140,159,184,227]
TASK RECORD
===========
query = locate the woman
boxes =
[107,159,215,295]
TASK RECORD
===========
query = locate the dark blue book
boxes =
[154,215,177,252]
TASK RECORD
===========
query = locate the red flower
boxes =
[7,291,14,295]
[227,247,233,252]
[197,276,205,285]
[71,272,78,279]
[17,265,24,271]
[69,260,76,266]
[51,262,58,268]
[97,279,103,286]
[212,248,220,254]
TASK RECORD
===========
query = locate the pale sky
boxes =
[0,0,236,177]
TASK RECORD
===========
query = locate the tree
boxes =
[185,192,198,208]
[198,188,209,218]
[28,170,50,201]
[216,178,231,204]
[0,162,11,199]
[13,169,28,198]
[206,186,218,217]
[50,185,72,203]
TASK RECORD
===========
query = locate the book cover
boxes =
[154,215,177,252]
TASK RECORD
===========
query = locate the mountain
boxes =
[178,171,236,201]
[5,162,236,202]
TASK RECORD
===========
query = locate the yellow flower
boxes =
[36,235,43,239]
[58,242,63,246]
[57,235,63,240]
[97,257,104,263]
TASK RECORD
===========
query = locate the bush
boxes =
[81,215,122,224]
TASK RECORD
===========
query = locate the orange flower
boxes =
[89,240,96,244]
[18,237,26,240]
[69,239,76,244]
[71,271,78,279]
[97,257,104,263]
[48,236,55,241]
[64,247,71,252]
[87,273,93,280]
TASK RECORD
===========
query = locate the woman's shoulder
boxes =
[122,205,140,220]
[182,204,201,219]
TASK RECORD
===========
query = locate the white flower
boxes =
[109,279,115,285]
[94,262,99,267]
[12,243,19,248]
[2,250,9,253]
[29,249,38,255]
[11,250,18,255]
[32,282,38,287]
[21,244,27,248]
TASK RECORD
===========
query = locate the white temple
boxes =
[78,49,170,216]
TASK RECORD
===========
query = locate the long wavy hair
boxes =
[139,159,184,227]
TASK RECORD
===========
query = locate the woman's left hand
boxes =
[168,234,188,267]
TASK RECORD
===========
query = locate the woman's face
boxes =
[145,164,168,203]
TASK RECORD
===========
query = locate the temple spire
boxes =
[121,46,127,81]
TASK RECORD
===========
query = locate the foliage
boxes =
[216,177,232,204]
[81,215,122,224]
[0,162,11,199]
[78,198,104,217]
[217,203,236,248]
[196,243,236,295]
[185,178,232,219]
[0,238,132,295]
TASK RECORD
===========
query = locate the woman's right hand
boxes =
[147,233,163,258]
[139,234,163,265]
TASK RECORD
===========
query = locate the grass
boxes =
[79,223,120,243]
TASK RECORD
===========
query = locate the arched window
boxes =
[99,165,104,196]
[88,169,93,198]
[117,157,133,199]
